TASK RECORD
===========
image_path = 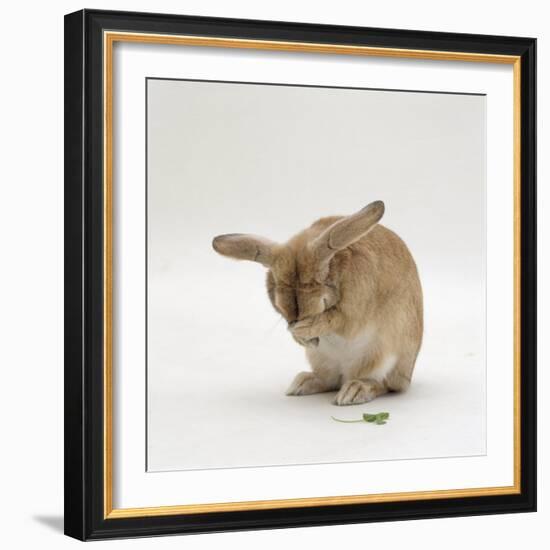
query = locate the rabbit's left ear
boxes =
[212,233,278,267]
[311,200,385,263]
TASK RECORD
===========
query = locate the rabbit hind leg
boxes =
[332,353,393,406]
[332,377,387,406]
[385,352,419,393]
[286,355,341,396]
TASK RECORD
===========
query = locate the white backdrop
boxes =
[0,1,546,549]
[146,78,487,471]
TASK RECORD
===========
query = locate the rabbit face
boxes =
[265,250,339,324]
[275,282,339,324]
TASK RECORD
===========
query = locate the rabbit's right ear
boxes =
[212,233,278,267]
[310,200,385,264]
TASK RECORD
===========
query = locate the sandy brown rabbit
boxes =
[212,200,423,405]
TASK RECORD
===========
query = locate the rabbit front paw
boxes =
[289,317,320,346]
[333,380,379,406]
[291,333,320,347]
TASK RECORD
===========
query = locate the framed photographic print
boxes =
[64,9,537,541]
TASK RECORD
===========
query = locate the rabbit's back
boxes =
[333,223,423,347]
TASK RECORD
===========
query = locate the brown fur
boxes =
[212,201,423,405]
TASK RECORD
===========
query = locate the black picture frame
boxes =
[64,8,536,541]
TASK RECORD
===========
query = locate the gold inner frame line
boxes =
[103,30,522,519]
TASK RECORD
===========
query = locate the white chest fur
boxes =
[317,328,374,367]
[317,327,397,383]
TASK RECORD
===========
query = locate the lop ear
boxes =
[311,200,385,263]
[212,233,278,267]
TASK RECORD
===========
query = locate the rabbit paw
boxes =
[333,380,378,406]
[286,372,328,396]
[291,333,320,347]
[289,317,320,345]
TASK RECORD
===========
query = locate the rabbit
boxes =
[212,200,423,405]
